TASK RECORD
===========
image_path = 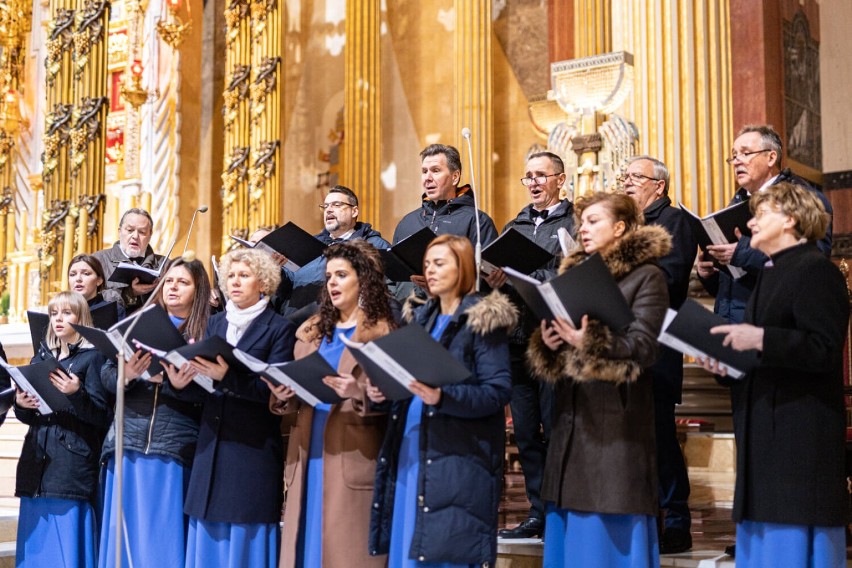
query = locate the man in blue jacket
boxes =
[696,124,833,558]
[274,185,391,316]
[625,155,697,554]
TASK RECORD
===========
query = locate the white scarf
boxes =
[225,297,269,345]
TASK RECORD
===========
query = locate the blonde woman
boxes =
[14,291,110,567]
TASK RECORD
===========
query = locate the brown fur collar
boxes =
[560,225,672,280]
[402,290,518,334]
[295,314,393,346]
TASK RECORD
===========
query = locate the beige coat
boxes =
[276,314,390,568]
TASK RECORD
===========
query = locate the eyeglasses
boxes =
[726,149,771,164]
[520,174,560,186]
[319,201,354,211]
[623,172,661,184]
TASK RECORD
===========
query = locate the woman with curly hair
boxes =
[182,247,296,568]
[269,239,395,568]
[368,234,515,567]
[526,192,670,567]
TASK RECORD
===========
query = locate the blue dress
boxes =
[736,521,845,568]
[98,314,190,568]
[543,507,659,568]
[295,325,357,567]
[17,496,97,568]
[389,315,473,568]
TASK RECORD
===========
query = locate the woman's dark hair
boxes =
[68,254,107,294]
[316,240,395,341]
[155,257,212,341]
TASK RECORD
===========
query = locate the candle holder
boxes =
[120,59,157,110]
[156,0,192,49]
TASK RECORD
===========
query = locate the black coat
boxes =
[369,292,515,565]
[183,306,296,524]
[643,195,697,401]
[502,199,575,346]
[100,360,203,467]
[392,184,498,247]
[15,344,110,501]
[732,243,850,526]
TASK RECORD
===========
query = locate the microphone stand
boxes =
[462,128,483,291]
[182,206,208,256]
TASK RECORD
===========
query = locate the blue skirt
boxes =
[543,506,660,568]
[295,403,331,567]
[16,496,97,568]
[185,518,278,568]
[388,399,474,568]
[98,450,189,568]
[735,520,846,568]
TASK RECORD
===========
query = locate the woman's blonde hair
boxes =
[218,247,282,296]
[750,181,829,242]
[45,291,93,349]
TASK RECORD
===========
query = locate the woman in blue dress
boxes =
[182,247,296,568]
[699,182,849,568]
[14,291,110,568]
[526,192,670,568]
[98,256,211,568]
[368,234,515,567]
[269,240,395,568]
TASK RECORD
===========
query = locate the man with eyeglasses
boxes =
[696,125,832,559]
[93,207,164,315]
[490,151,574,540]
[624,155,697,555]
[697,125,832,324]
[274,185,391,317]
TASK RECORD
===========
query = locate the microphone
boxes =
[461,127,482,291]
[182,205,209,256]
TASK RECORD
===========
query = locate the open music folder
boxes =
[0,351,71,415]
[233,349,342,406]
[658,298,760,379]
[503,253,634,331]
[339,324,471,401]
[679,201,752,279]
[229,222,327,271]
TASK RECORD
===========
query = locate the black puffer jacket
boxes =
[100,358,203,467]
[15,343,110,501]
[392,184,498,246]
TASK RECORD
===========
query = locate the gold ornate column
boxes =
[221,0,252,249]
[613,0,734,214]
[248,0,282,229]
[454,0,493,212]
[343,0,381,226]
[574,0,612,57]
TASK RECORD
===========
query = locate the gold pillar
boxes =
[614,0,734,214]
[221,0,252,249]
[343,0,381,226]
[575,0,612,57]
[248,0,282,230]
[454,0,493,213]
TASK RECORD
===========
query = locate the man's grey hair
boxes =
[627,155,670,195]
[119,208,154,230]
[737,124,783,163]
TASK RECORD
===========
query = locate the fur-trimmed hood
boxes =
[526,225,671,385]
[404,290,518,335]
[560,224,671,279]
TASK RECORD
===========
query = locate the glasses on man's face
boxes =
[520,174,560,187]
[623,172,660,184]
[725,149,771,165]
[319,201,354,211]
